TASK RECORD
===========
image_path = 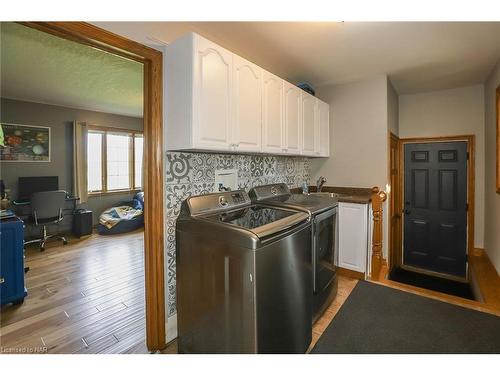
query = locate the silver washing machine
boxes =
[176,190,312,353]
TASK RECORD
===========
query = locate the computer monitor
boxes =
[18,176,59,200]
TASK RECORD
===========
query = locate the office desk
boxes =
[12,196,80,240]
[13,196,80,208]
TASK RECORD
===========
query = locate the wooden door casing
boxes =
[496,86,500,194]
[21,22,166,351]
[389,133,402,271]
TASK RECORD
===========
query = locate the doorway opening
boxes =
[0,22,165,352]
[388,135,476,300]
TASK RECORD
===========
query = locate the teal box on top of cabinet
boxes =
[0,217,27,305]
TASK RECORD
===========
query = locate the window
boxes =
[107,133,131,191]
[87,126,143,194]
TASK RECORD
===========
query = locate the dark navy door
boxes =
[403,142,468,277]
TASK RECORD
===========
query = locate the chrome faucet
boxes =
[316,176,327,192]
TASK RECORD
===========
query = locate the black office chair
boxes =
[24,190,68,251]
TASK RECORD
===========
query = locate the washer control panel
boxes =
[187,190,251,215]
[248,183,291,201]
[230,192,246,205]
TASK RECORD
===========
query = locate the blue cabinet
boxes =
[0,217,27,305]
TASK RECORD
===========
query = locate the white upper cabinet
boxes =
[164,32,330,157]
[232,55,262,153]
[283,82,302,154]
[301,93,319,156]
[317,99,330,157]
[193,36,233,150]
[262,71,284,154]
[165,33,232,151]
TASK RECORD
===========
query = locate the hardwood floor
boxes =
[374,262,500,317]
[0,230,148,354]
[1,229,359,355]
[469,250,500,310]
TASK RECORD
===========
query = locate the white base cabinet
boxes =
[165,32,330,157]
[338,202,371,274]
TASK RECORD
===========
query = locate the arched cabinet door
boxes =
[301,92,319,156]
[262,70,284,154]
[232,56,262,153]
[284,82,302,155]
[317,99,330,157]
[165,32,330,157]
[193,37,233,150]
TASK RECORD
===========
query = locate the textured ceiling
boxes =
[1,23,143,117]
[94,21,500,94]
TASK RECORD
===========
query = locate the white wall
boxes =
[312,75,389,189]
[399,85,485,249]
[484,61,500,273]
[311,75,390,257]
[387,80,399,136]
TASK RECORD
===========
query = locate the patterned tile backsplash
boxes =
[165,151,311,317]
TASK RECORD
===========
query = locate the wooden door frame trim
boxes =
[398,134,475,279]
[496,85,500,194]
[19,22,166,351]
[388,132,402,271]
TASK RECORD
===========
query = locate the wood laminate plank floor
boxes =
[1,229,359,355]
[0,229,148,354]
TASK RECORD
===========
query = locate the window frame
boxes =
[87,124,144,196]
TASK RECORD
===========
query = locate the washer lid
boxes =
[204,205,309,238]
[283,194,338,214]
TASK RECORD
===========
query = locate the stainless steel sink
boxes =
[308,192,352,199]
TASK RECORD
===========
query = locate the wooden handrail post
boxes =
[371,186,387,281]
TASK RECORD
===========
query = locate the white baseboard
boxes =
[166,313,178,343]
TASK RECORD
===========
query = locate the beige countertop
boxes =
[291,186,372,204]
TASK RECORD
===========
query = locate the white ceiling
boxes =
[1,22,143,117]
[2,22,499,118]
[94,21,500,94]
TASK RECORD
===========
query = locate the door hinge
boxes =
[466,203,469,211]
[467,152,470,160]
